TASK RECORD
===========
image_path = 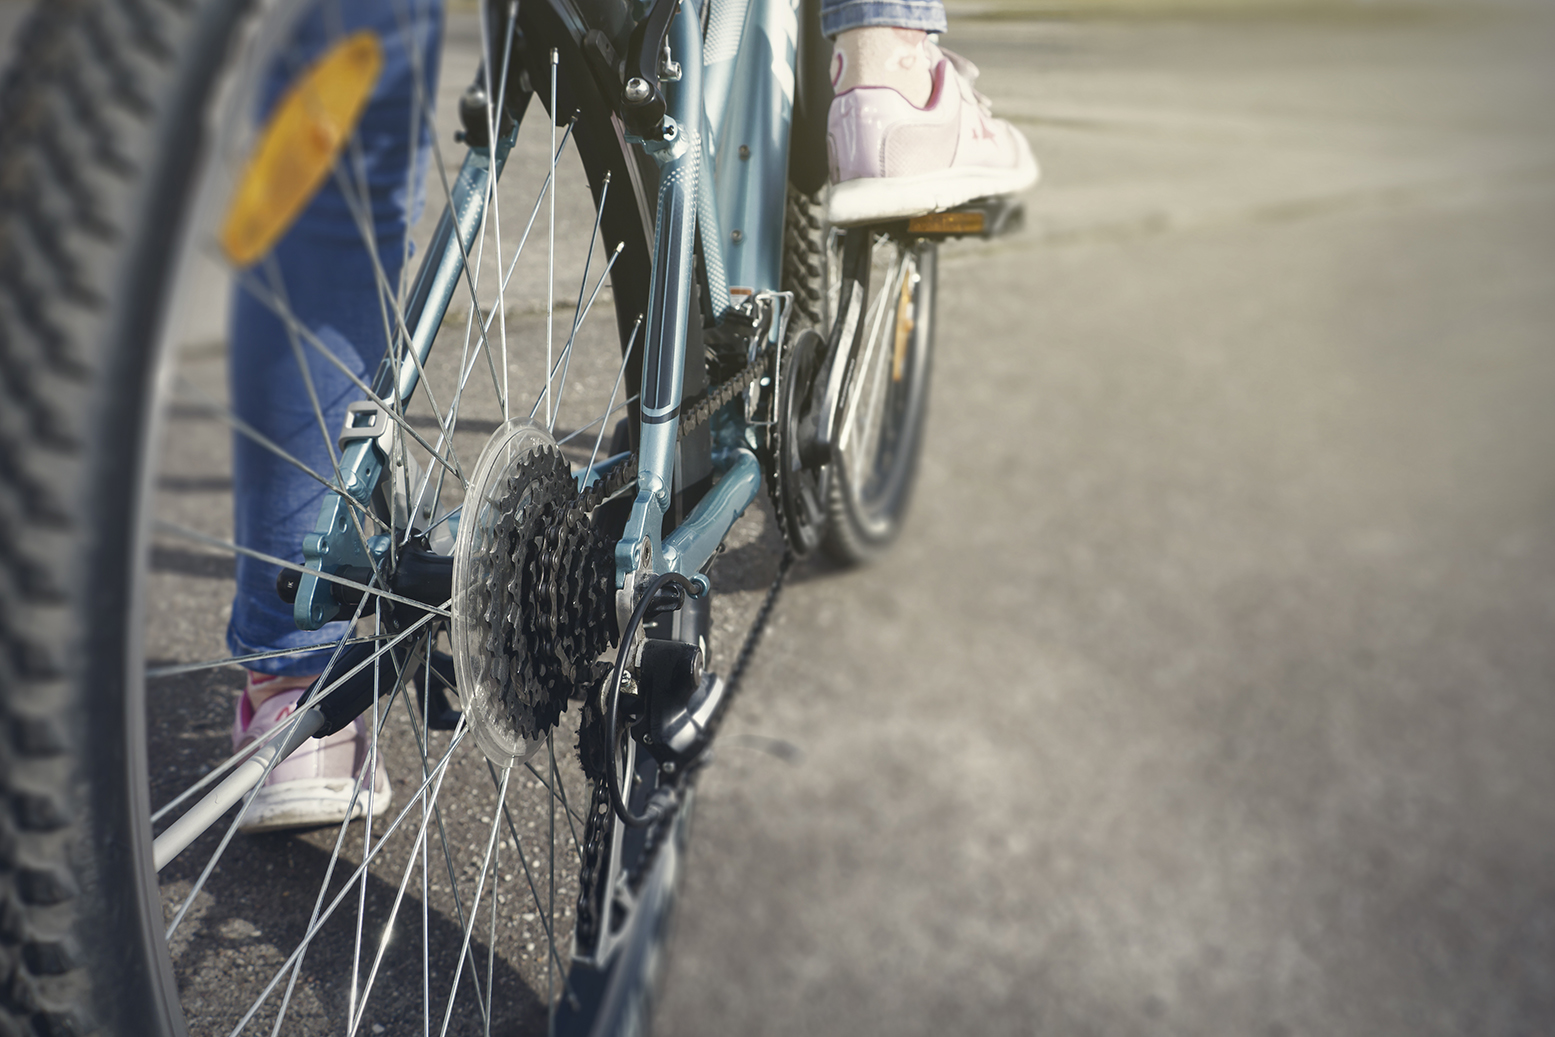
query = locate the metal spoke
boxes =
[392,0,508,434]
[390,0,431,307]
[228,263,467,486]
[330,129,459,457]
[263,254,395,594]
[399,122,580,548]
[422,713,432,1037]
[394,655,496,1029]
[522,759,584,858]
[546,732,558,1006]
[153,519,453,619]
[478,0,521,426]
[340,640,458,1037]
[560,394,639,448]
[545,171,613,431]
[490,761,576,985]
[545,49,559,429]
[530,242,625,427]
[268,630,417,1037]
[546,743,584,865]
[484,813,501,1037]
[225,719,471,1037]
[148,632,391,824]
[169,375,375,528]
[145,633,391,682]
[346,601,386,1030]
[154,603,435,876]
[155,575,377,854]
[327,141,444,456]
[164,588,385,937]
[582,317,642,488]
[436,766,512,1037]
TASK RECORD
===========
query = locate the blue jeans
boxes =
[227,1,442,676]
[820,0,946,37]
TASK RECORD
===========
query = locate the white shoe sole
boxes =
[827,145,1039,227]
[239,775,392,834]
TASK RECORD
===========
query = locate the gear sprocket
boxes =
[451,422,617,766]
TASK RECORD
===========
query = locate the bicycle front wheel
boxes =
[0,0,669,1033]
[823,228,937,563]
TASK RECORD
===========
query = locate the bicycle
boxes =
[0,0,1014,1032]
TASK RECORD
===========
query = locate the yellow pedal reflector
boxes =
[219,31,384,268]
[906,210,985,235]
[892,270,916,382]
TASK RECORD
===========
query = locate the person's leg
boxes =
[227,0,442,682]
[225,0,442,830]
[819,0,947,37]
[818,0,1038,225]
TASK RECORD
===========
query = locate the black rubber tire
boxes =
[0,0,656,1033]
[822,231,936,565]
[762,185,833,557]
[0,2,270,1032]
[782,185,826,329]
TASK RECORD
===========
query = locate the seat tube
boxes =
[713,0,799,296]
[618,1,707,581]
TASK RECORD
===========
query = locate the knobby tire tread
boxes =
[0,0,226,1033]
[764,183,827,553]
[781,184,824,330]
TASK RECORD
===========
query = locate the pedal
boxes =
[902,194,1025,240]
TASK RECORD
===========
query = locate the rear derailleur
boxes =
[597,540,727,828]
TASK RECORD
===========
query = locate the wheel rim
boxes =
[135,3,650,1032]
[832,231,932,540]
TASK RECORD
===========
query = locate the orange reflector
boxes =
[892,270,915,382]
[219,31,384,268]
[906,210,985,235]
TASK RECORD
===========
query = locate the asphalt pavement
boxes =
[5,2,1555,1035]
[656,6,1555,1036]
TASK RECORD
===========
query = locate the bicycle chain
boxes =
[573,547,793,952]
[561,338,797,955]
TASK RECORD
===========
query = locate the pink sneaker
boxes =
[231,672,392,833]
[827,46,1038,226]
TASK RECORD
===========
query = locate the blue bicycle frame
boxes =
[292,0,804,629]
[615,0,801,588]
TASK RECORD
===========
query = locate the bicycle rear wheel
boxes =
[0,0,671,1033]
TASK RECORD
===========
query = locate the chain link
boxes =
[566,336,788,957]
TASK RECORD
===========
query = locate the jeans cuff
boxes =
[821,0,948,38]
[227,616,354,678]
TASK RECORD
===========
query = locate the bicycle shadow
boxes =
[161,832,550,1036]
[706,496,850,594]
[147,666,565,1037]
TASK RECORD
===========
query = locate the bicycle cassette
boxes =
[451,421,615,767]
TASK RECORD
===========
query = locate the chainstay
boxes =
[574,338,775,512]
